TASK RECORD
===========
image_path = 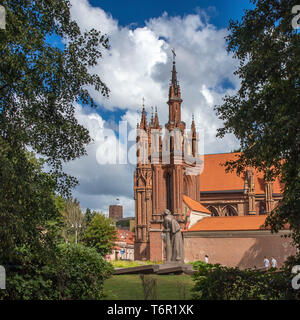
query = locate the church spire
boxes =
[167,49,184,130]
[154,106,160,129]
[140,98,147,130]
[169,48,180,98]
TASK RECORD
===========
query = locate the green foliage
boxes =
[0,245,59,300]
[83,213,117,256]
[0,0,109,195]
[0,0,112,299]
[192,259,300,300]
[192,260,215,271]
[85,208,96,226]
[0,138,59,262]
[1,244,114,300]
[116,219,130,229]
[215,0,300,246]
[53,243,114,300]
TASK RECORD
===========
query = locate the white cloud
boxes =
[63,104,135,214]
[66,0,241,214]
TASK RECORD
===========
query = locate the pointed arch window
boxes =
[166,172,173,211]
[207,206,219,217]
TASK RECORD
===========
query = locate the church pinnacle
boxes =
[169,48,181,99]
[140,98,147,130]
[167,49,184,129]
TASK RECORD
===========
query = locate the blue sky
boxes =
[59,0,254,215]
[48,0,254,126]
[90,0,253,29]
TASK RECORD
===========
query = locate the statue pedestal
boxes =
[114,263,195,275]
[156,262,193,275]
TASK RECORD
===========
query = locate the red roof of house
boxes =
[183,195,211,214]
[116,229,135,245]
[199,153,283,194]
[188,215,269,232]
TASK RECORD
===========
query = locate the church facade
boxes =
[134,58,284,262]
[134,57,202,260]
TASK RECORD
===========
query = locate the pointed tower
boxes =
[166,49,185,132]
[153,107,160,129]
[134,52,201,261]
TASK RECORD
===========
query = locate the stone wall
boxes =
[183,230,296,269]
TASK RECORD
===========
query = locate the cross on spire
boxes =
[172,48,176,62]
[170,48,179,96]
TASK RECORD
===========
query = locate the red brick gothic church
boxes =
[133,57,291,265]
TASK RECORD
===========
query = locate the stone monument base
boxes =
[114,262,194,275]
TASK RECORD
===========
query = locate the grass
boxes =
[110,260,163,268]
[103,274,194,300]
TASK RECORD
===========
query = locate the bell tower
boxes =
[134,52,201,261]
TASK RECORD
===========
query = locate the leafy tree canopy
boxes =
[83,213,117,256]
[0,0,109,195]
[0,138,59,262]
[215,0,300,245]
[85,207,97,226]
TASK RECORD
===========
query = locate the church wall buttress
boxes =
[265,181,273,214]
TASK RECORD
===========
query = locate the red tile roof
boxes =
[183,195,211,214]
[188,215,269,232]
[200,152,283,194]
[116,229,135,245]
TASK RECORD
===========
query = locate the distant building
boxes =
[107,229,134,261]
[109,205,123,220]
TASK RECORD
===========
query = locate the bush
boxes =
[1,244,113,300]
[191,260,300,300]
[54,243,113,300]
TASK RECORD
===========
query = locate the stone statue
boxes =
[162,209,183,262]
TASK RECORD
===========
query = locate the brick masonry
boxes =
[183,230,296,268]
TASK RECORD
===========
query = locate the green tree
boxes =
[0,139,59,262]
[83,213,117,256]
[62,198,85,244]
[215,0,300,246]
[85,207,96,226]
[0,0,110,298]
[0,0,109,195]
[0,0,109,255]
